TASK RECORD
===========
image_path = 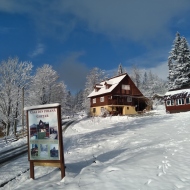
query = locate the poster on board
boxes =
[28,107,60,160]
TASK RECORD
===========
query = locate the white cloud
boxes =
[150,62,168,80]
[1,1,190,42]
[107,60,168,81]
[29,43,45,58]
[58,0,190,42]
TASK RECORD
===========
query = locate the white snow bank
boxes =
[2,105,190,190]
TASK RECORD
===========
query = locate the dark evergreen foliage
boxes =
[168,32,190,90]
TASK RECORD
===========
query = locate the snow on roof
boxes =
[104,81,113,85]
[24,103,60,110]
[164,89,190,99]
[88,74,127,98]
[95,84,103,88]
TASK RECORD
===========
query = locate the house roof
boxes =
[88,74,127,98]
[164,89,190,99]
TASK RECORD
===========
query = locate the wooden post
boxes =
[58,105,65,179]
[60,162,65,179]
[30,161,34,179]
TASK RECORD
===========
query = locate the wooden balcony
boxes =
[107,99,133,106]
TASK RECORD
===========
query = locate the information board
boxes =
[28,107,60,160]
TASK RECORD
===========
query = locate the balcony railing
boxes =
[107,99,133,106]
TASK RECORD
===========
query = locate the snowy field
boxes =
[1,105,190,190]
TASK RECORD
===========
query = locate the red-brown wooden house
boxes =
[88,73,150,116]
[164,88,190,113]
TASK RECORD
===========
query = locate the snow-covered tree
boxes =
[73,90,84,113]
[129,66,167,97]
[0,57,33,136]
[118,64,123,75]
[83,67,106,114]
[140,70,167,97]
[64,91,75,116]
[27,64,67,112]
[142,72,148,85]
[130,65,142,88]
[115,63,126,76]
[168,32,190,90]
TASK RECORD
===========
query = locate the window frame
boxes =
[166,99,175,106]
[100,96,104,102]
[186,97,190,104]
[122,84,130,90]
[176,98,184,105]
[92,98,96,104]
[127,96,132,102]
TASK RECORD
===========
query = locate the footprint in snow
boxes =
[157,172,163,177]
[157,158,171,177]
[157,165,162,169]
[145,179,152,185]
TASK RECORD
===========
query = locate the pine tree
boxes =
[74,90,84,113]
[168,32,190,90]
[140,70,167,97]
[130,65,141,88]
[64,91,74,116]
[117,64,123,75]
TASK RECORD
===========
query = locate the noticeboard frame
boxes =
[24,103,65,179]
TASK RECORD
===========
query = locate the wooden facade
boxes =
[164,89,190,113]
[88,73,150,116]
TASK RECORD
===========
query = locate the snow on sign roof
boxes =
[88,74,127,98]
[164,89,190,99]
[24,103,60,110]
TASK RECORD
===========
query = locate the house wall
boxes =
[90,105,137,116]
[165,102,190,113]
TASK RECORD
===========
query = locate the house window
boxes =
[93,98,96,104]
[93,108,96,113]
[166,99,174,106]
[108,96,112,99]
[100,97,104,102]
[101,107,104,113]
[122,84,130,90]
[166,100,171,106]
[186,98,190,104]
[127,96,132,102]
[176,98,184,105]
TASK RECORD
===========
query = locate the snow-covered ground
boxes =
[1,105,190,190]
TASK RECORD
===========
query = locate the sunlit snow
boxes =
[1,105,190,189]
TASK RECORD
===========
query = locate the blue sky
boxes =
[1,0,190,93]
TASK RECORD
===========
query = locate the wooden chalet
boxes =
[88,73,150,116]
[164,88,190,113]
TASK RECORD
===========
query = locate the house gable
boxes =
[112,74,143,96]
[88,73,143,98]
